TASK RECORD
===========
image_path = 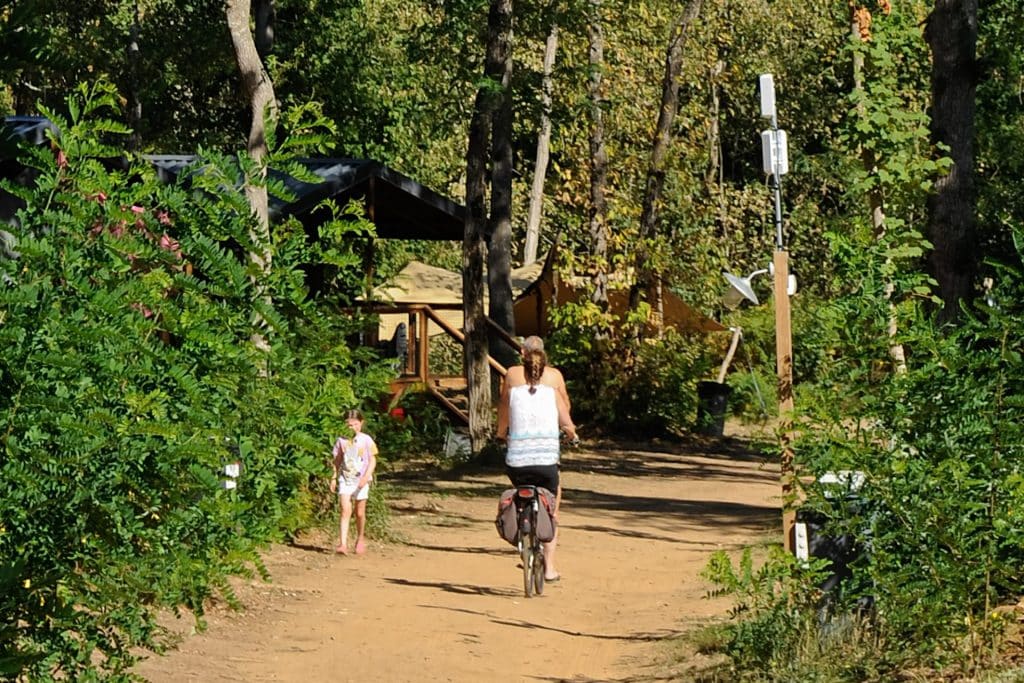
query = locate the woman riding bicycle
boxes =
[497,345,576,582]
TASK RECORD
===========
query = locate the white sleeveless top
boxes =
[506,384,560,468]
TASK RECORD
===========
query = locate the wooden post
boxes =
[418,307,430,384]
[773,249,796,552]
[405,311,416,376]
[716,326,742,384]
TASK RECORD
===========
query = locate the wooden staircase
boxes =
[366,303,519,426]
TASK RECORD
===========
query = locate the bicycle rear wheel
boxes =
[521,531,534,597]
[533,545,545,596]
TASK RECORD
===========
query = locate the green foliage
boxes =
[389,392,456,453]
[975,0,1024,277]
[548,297,717,435]
[702,547,880,681]
[795,296,1024,674]
[762,194,1024,680]
[0,83,390,680]
[704,5,1024,677]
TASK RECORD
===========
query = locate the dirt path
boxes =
[134,433,780,682]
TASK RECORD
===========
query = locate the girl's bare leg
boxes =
[336,494,353,554]
[354,499,368,554]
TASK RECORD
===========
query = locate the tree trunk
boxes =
[523,24,558,266]
[464,0,515,452]
[487,0,517,372]
[227,0,277,353]
[465,98,492,452]
[851,6,906,373]
[628,0,703,337]
[587,1,609,319]
[925,0,979,326]
[704,59,724,190]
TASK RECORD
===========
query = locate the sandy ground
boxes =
[134,429,780,682]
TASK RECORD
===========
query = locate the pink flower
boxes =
[130,302,154,319]
[56,150,67,169]
[156,210,172,226]
[159,233,182,260]
[130,205,144,214]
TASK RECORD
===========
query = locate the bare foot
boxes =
[355,540,367,555]
[335,544,348,555]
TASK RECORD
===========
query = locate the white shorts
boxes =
[338,478,370,501]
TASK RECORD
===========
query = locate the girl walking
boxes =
[330,409,378,555]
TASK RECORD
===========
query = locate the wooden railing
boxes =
[360,303,520,425]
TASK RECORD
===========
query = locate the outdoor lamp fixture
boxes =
[723,267,769,308]
[723,264,798,308]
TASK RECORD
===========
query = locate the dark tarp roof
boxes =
[1,116,465,242]
[145,155,465,241]
[1,116,58,151]
[0,116,58,183]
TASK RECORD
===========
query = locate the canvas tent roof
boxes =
[372,260,541,304]
[368,254,725,341]
[512,247,726,337]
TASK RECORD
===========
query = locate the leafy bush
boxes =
[548,298,719,435]
[795,301,1024,676]
[704,15,1024,668]
[0,83,391,679]
[702,547,881,682]
[717,218,1024,679]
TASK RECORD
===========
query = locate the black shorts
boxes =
[506,464,559,494]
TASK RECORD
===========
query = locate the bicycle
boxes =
[501,435,577,597]
[512,484,549,598]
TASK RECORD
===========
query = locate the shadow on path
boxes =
[566,523,757,549]
[420,604,681,643]
[387,438,780,543]
[566,487,777,527]
[384,576,519,597]
[564,450,776,484]
[286,541,335,555]
[399,541,509,557]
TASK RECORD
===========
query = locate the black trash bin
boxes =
[794,471,874,626]
[696,380,731,436]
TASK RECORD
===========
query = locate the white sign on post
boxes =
[794,521,809,562]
